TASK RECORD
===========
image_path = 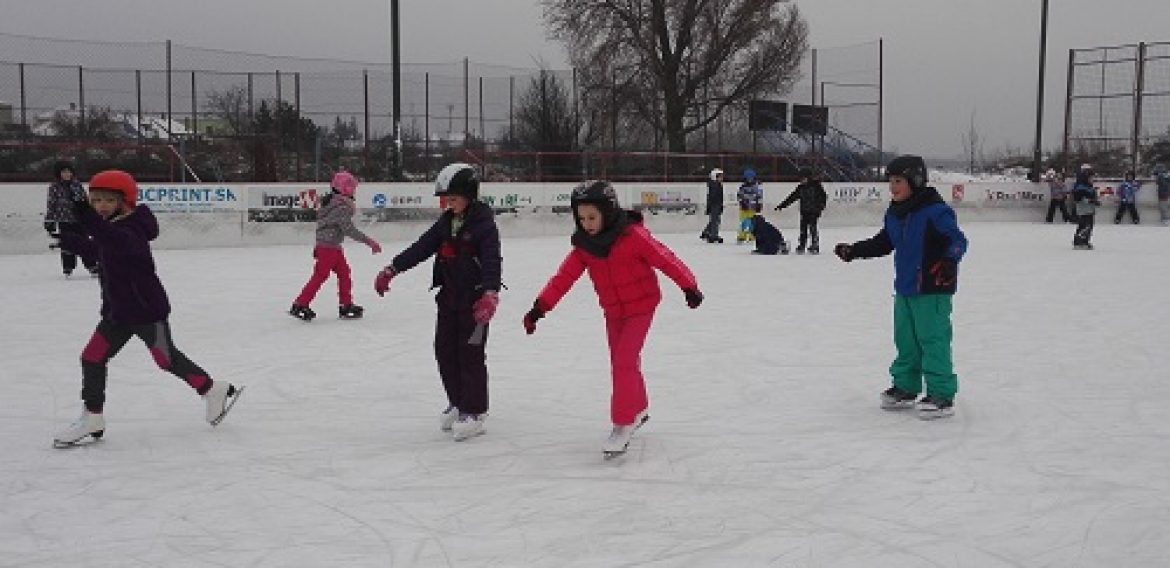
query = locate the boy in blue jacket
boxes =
[834,155,968,420]
[1114,171,1140,224]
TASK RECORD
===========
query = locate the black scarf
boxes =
[889,187,944,218]
[571,209,639,258]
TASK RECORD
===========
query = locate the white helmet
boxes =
[709,168,723,180]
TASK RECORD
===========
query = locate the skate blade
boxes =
[210,386,245,426]
[52,433,104,449]
[603,448,627,460]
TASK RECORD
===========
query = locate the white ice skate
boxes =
[204,381,244,426]
[452,413,486,441]
[603,410,650,459]
[53,410,106,448]
[915,395,955,420]
[439,405,458,432]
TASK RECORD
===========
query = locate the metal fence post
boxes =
[463,57,469,143]
[190,71,197,141]
[135,70,143,145]
[1062,49,1075,173]
[425,72,431,178]
[294,71,302,180]
[78,66,86,138]
[478,76,485,144]
[363,69,371,167]
[1132,42,1146,173]
[166,40,172,142]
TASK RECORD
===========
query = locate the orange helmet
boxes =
[88,170,138,207]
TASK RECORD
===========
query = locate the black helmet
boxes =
[885,155,928,189]
[798,167,814,179]
[53,160,75,180]
[434,162,479,199]
[570,180,619,210]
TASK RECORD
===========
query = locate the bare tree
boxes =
[511,70,577,151]
[204,85,249,136]
[960,110,983,174]
[543,0,808,152]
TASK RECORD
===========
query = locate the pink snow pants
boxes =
[605,313,654,425]
[295,245,352,306]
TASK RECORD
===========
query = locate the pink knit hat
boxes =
[331,171,359,197]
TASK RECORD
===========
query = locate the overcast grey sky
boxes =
[2,0,1168,159]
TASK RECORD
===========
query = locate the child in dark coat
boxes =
[52,170,242,448]
[44,161,99,277]
[749,214,789,255]
[374,163,502,442]
[775,168,828,253]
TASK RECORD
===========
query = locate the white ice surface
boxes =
[2,221,1169,567]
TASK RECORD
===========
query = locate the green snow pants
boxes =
[890,294,958,400]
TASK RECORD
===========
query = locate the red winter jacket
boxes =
[537,222,697,320]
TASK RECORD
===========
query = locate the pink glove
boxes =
[367,239,382,255]
[472,291,499,324]
[374,266,396,297]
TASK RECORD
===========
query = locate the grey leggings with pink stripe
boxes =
[79,319,212,412]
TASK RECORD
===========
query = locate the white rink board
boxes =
[2,180,1161,254]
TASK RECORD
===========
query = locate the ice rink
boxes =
[2,220,1169,567]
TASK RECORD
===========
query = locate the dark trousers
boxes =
[701,211,721,240]
[80,319,212,412]
[50,222,98,274]
[1046,199,1072,223]
[1074,214,1095,246]
[798,212,821,248]
[434,307,489,415]
[1115,203,1139,224]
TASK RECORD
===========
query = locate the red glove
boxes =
[472,291,499,324]
[366,239,382,255]
[523,301,547,335]
[373,266,396,297]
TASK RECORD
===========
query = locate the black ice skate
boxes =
[880,386,918,410]
[338,304,364,319]
[915,395,954,420]
[808,245,820,255]
[289,304,316,321]
[795,244,806,254]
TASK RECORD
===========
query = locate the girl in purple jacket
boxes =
[52,170,243,448]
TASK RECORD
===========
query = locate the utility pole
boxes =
[390,0,403,180]
[1031,0,1049,181]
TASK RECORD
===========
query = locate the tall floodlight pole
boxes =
[390,0,403,179]
[1031,0,1049,181]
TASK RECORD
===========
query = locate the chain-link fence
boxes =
[1064,41,1170,176]
[0,32,882,183]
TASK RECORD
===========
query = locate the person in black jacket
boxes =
[373,163,502,442]
[749,214,789,255]
[44,161,99,277]
[700,168,725,243]
[775,168,828,254]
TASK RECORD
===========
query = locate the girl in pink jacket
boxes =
[524,180,703,457]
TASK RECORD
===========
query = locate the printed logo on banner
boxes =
[138,185,239,212]
[254,188,321,209]
[983,188,1045,202]
[952,184,965,202]
[372,193,388,208]
[832,185,885,203]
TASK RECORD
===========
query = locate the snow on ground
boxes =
[2,221,1169,567]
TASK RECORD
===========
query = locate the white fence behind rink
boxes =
[0,180,1161,254]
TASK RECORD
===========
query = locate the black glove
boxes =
[683,288,704,309]
[523,301,546,335]
[44,221,59,236]
[834,243,854,262]
[71,195,95,219]
[929,259,958,287]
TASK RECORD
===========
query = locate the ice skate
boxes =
[808,244,820,255]
[289,304,316,321]
[452,413,486,441]
[780,243,790,255]
[439,405,458,432]
[338,304,364,320]
[880,386,918,410]
[915,395,955,420]
[603,410,650,459]
[204,381,244,426]
[53,410,106,448]
[795,243,806,254]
